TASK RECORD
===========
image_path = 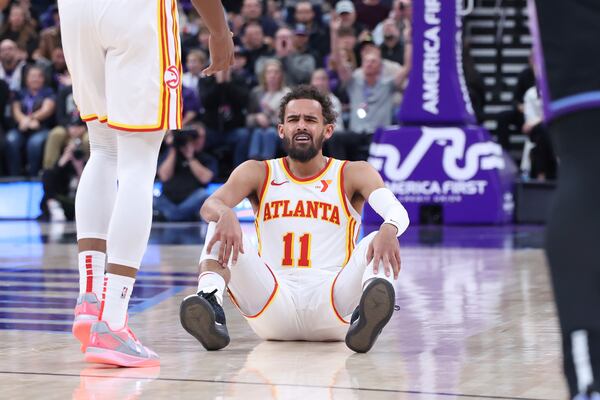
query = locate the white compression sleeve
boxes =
[75,121,118,240]
[368,187,410,236]
[105,129,165,268]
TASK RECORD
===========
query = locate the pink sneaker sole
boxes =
[73,318,96,353]
[84,347,160,368]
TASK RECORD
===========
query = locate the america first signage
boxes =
[398,0,475,125]
[366,126,516,224]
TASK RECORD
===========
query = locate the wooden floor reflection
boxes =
[0,222,566,399]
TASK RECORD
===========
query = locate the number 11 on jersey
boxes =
[282,232,312,268]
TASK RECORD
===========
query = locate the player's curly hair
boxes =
[279,85,337,125]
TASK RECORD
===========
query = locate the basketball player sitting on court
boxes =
[180,85,409,352]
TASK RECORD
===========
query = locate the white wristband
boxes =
[368,187,410,237]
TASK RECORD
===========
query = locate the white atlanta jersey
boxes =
[255,158,361,272]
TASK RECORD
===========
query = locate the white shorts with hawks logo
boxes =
[58,0,182,132]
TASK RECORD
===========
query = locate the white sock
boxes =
[100,273,135,330]
[78,251,106,298]
[361,261,395,290]
[197,271,225,306]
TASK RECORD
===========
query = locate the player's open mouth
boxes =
[293,133,311,143]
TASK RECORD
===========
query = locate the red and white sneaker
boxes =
[73,292,100,352]
[84,321,160,367]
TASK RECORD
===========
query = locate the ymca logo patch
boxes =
[315,180,332,192]
[164,65,180,89]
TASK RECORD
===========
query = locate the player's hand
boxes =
[366,224,401,279]
[206,209,245,267]
[203,31,234,77]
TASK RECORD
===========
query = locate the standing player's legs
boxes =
[545,110,600,397]
[72,122,118,350]
[332,231,397,353]
[84,129,164,367]
[58,0,116,351]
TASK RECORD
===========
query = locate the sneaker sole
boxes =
[345,279,395,353]
[180,295,230,351]
[73,316,97,353]
[84,347,160,368]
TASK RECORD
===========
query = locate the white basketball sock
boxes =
[78,251,106,298]
[100,273,135,330]
[197,271,226,306]
[361,260,395,290]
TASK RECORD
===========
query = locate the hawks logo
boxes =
[164,65,180,89]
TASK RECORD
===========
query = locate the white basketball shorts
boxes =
[58,0,182,132]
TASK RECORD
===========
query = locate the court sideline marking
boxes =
[0,370,554,400]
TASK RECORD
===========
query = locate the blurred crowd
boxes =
[0,0,554,222]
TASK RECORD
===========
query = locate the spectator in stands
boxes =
[333,0,367,37]
[292,1,327,63]
[199,66,250,170]
[310,68,344,156]
[522,85,557,181]
[256,26,315,86]
[42,46,70,91]
[354,0,391,31]
[311,68,344,131]
[241,21,273,78]
[182,49,207,100]
[43,85,90,171]
[154,125,217,222]
[325,26,357,95]
[40,114,88,222]
[494,55,535,150]
[379,19,404,65]
[240,0,279,38]
[181,85,201,126]
[328,15,410,161]
[0,38,26,91]
[33,5,60,62]
[291,23,321,70]
[266,0,285,27]
[0,78,8,175]
[5,65,55,176]
[181,25,210,56]
[231,45,257,88]
[0,4,39,57]
[247,59,290,160]
[373,0,411,46]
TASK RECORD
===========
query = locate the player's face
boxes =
[279,99,334,162]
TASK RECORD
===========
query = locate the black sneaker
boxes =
[345,278,395,353]
[180,289,230,350]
